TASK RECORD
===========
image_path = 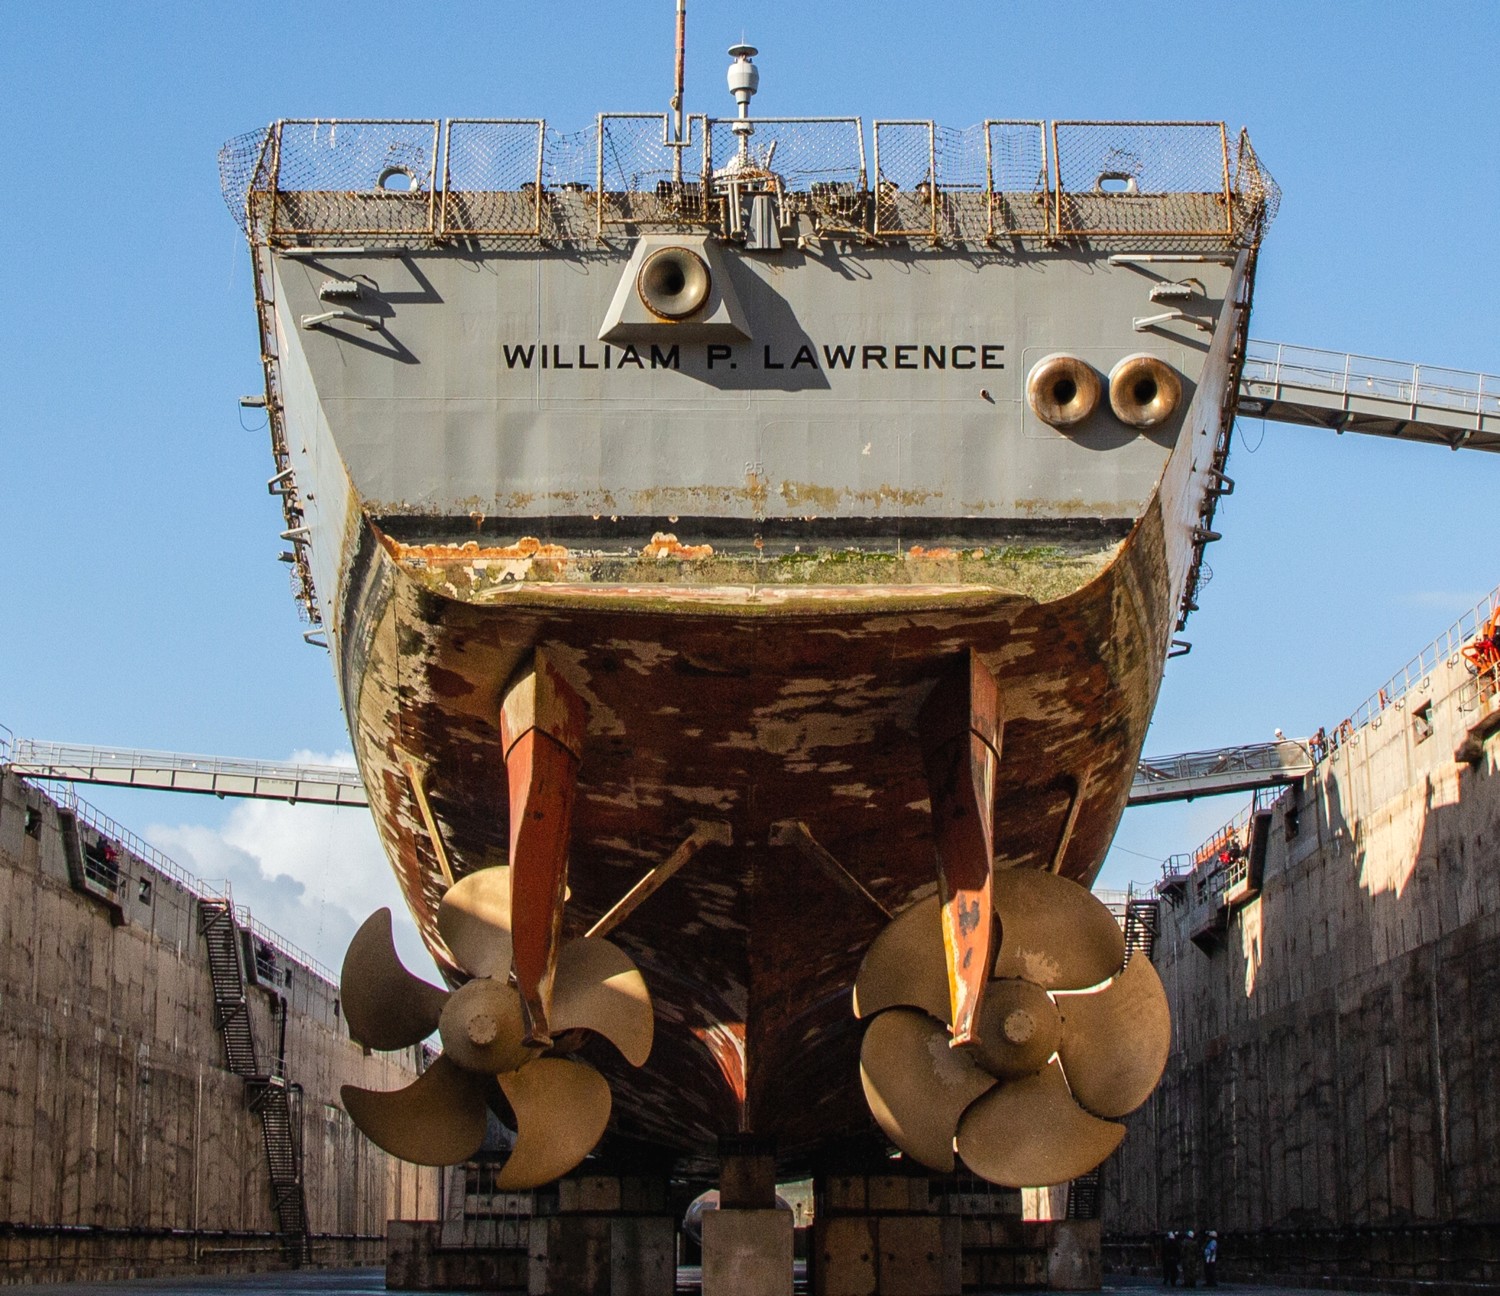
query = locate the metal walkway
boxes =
[1239,340,1500,452]
[0,737,369,807]
[4,731,1308,812]
[1130,739,1313,806]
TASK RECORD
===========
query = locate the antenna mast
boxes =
[671,0,687,183]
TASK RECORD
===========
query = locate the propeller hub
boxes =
[1002,1009,1036,1044]
[968,978,1060,1080]
[467,1013,499,1046]
[439,979,534,1075]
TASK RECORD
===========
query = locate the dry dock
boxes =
[1105,595,1500,1291]
[0,773,439,1284]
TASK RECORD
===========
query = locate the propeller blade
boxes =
[955,1058,1124,1187]
[992,869,1125,990]
[495,1058,612,1189]
[858,1007,996,1172]
[341,1054,488,1166]
[438,866,515,980]
[550,938,654,1067]
[852,894,951,1024]
[1056,954,1171,1118]
[341,908,448,1050]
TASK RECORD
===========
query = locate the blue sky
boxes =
[3,1,1497,973]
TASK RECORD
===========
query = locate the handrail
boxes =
[1134,738,1314,798]
[1157,585,1500,895]
[1321,583,1500,755]
[236,906,336,985]
[41,779,232,905]
[1243,341,1500,419]
[221,117,1273,247]
[1158,787,1278,901]
[0,760,338,989]
[2,738,367,804]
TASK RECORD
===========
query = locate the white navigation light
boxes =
[727,43,759,139]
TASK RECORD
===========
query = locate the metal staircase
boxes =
[1122,896,1160,963]
[1066,1170,1101,1220]
[1067,893,1161,1222]
[198,897,311,1264]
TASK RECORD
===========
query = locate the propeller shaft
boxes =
[500,651,587,1047]
[919,650,1002,1047]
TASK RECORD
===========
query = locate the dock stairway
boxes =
[199,896,311,1264]
[1123,896,1160,963]
[1066,894,1161,1222]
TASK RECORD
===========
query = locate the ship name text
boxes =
[500,342,1006,373]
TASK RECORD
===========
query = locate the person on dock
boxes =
[1162,1230,1180,1286]
[1181,1230,1200,1287]
[1203,1231,1218,1286]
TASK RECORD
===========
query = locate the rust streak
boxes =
[641,532,715,561]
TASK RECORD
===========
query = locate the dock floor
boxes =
[6,1265,1391,1296]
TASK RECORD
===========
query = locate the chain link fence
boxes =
[597,113,710,233]
[267,120,441,238]
[218,127,274,234]
[872,120,936,237]
[218,117,1275,248]
[1052,121,1234,241]
[441,120,545,236]
[1231,128,1282,241]
[985,120,1050,240]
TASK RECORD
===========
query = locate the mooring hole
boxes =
[377,166,417,193]
[654,263,686,295]
[1052,377,1078,405]
[1133,377,1158,405]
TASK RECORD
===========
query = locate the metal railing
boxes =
[2,737,368,807]
[44,779,231,904]
[236,908,335,986]
[1131,739,1313,805]
[1158,787,1278,904]
[221,117,1275,247]
[1157,587,1500,899]
[1243,341,1500,421]
[1,748,339,988]
[1322,583,1500,754]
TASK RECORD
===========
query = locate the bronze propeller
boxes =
[854,869,1170,1187]
[339,865,653,1186]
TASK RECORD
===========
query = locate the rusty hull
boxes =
[339,495,1173,1174]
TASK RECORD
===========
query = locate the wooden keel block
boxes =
[918,650,1002,1048]
[499,651,587,1047]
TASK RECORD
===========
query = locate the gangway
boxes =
[0,735,369,808]
[1130,739,1313,806]
[3,728,1310,812]
[1239,341,1500,452]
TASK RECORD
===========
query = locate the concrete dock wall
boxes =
[0,772,440,1283]
[1105,645,1500,1289]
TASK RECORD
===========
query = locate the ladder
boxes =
[1123,896,1161,963]
[1067,1170,1101,1220]
[1067,894,1162,1221]
[198,897,310,1264]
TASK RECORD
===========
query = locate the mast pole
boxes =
[672,0,687,184]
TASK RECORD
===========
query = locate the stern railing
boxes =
[222,117,1278,247]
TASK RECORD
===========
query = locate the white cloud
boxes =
[145,750,440,982]
[1400,589,1488,613]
